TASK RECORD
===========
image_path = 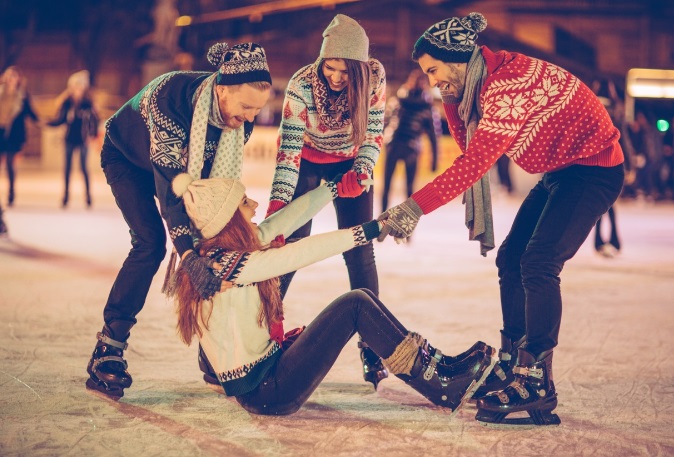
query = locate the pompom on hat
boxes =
[319,14,369,62]
[413,12,487,63]
[172,173,246,239]
[207,42,272,86]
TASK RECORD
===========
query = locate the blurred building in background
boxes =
[1,0,673,169]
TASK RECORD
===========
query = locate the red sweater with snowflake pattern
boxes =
[412,46,624,214]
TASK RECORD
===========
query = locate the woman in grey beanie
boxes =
[265,14,388,389]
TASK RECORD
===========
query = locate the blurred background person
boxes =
[0,66,40,207]
[381,69,440,212]
[48,70,99,208]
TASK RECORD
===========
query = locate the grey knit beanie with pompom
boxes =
[207,41,272,86]
[413,12,487,63]
[172,173,246,239]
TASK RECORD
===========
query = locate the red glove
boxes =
[337,170,367,198]
[265,200,286,218]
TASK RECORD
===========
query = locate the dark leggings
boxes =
[63,142,91,202]
[279,159,378,298]
[236,289,408,415]
[0,150,18,202]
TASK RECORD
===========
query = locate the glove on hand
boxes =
[337,170,368,198]
[376,197,424,242]
[181,251,221,300]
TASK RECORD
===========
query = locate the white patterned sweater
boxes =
[266,59,386,214]
[197,183,379,396]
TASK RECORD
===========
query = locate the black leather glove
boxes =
[181,251,221,300]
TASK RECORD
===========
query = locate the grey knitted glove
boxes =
[181,251,221,300]
[376,197,424,242]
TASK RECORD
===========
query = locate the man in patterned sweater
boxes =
[378,13,624,426]
[86,42,272,400]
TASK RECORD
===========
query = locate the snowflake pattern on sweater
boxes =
[268,59,386,209]
[412,46,624,214]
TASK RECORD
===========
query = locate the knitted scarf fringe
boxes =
[383,332,424,376]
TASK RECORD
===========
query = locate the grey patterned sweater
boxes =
[101,71,254,255]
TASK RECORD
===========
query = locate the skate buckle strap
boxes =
[423,349,443,381]
[498,349,511,362]
[509,380,530,399]
[96,332,129,350]
[493,364,507,381]
[92,355,128,371]
[513,365,543,379]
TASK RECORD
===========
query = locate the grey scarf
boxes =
[456,48,494,257]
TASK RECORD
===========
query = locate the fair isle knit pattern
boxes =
[411,47,623,214]
[140,72,188,170]
[268,58,386,208]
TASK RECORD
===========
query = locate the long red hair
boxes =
[174,210,283,345]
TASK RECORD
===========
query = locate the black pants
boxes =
[0,149,18,203]
[63,142,91,202]
[236,289,407,415]
[381,141,418,211]
[279,159,379,298]
[101,157,167,339]
[496,164,624,356]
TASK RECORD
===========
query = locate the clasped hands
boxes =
[376,197,424,244]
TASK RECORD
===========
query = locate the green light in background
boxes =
[656,119,670,132]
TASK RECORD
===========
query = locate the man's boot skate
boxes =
[359,340,389,390]
[85,325,132,400]
[471,332,525,401]
[475,348,561,426]
[396,343,496,416]
[198,344,225,394]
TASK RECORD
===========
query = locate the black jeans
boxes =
[279,159,379,298]
[236,289,408,415]
[496,164,624,356]
[63,142,91,202]
[381,141,419,212]
[101,158,167,339]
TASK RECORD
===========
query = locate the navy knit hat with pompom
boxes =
[413,12,487,63]
[207,42,272,86]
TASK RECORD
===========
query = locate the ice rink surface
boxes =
[1,166,673,456]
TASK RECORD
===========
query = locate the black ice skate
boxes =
[398,344,496,416]
[198,344,224,394]
[431,340,494,366]
[475,348,561,427]
[471,333,525,401]
[359,340,389,390]
[85,330,132,400]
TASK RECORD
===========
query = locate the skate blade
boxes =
[85,377,124,401]
[449,354,498,418]
[475,409,561,428]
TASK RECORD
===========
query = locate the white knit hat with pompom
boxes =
[172,173,246,239]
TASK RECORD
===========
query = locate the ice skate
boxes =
[471,333,525,401]
[359,340,389,390]
[397,344,496,416]
[475,348,561,427]
[434,340,494,366]
[198,344,225,395]
[85,328,132,400]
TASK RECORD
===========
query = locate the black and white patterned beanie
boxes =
[207,42,272,86]
[413,12,487,63]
